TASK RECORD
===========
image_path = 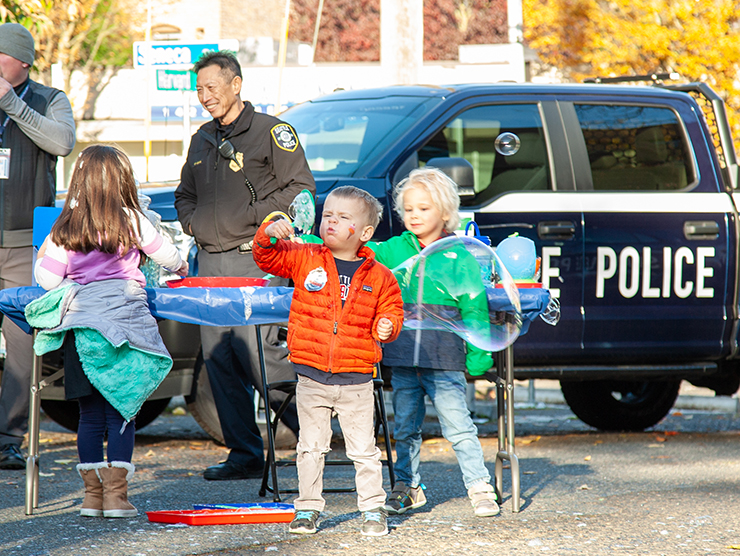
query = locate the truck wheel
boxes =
[559,379,681,431]
[186,351,226,445]
[186,350,298,449]
[40,398,172,432]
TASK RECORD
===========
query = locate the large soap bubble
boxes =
[392,235,522,352]
[288,189,315,236]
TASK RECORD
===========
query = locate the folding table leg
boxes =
[25,332,41,515]
[494,345,521,512]
[255,326,282,502]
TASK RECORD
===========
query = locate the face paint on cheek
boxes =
[348,225,356,236]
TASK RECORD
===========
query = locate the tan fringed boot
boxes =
[98,461,138,518]
[76,462,107,517]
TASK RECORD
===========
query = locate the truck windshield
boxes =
[282,95,443,177]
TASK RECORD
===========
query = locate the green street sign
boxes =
[156,69,196,91]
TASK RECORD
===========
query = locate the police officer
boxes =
[0,23,75,470]
[175,50,315,480]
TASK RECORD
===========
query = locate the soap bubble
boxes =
[289,189,315,236]
[392,235,522,352]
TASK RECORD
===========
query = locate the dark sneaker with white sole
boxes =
[361,507,388,536]
[384,481,427,515]
[289,509,320,534]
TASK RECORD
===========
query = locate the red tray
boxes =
[166,277,270,288]
[146,507,294,525]
[494,282,542,288]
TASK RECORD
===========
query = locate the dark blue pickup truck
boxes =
[33,80,740,435]
[277,80,740,432]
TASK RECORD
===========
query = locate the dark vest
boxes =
[0,79,59,247]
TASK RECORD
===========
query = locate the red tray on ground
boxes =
[166,277,270,288]
[146,507,294,525]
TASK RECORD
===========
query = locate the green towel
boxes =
[26,285,172,422]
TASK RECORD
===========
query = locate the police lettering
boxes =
[595,246,715,299]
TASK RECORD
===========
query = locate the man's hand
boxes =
[0,76,12,99]
[265,219,293,239]
[376,317,393,341]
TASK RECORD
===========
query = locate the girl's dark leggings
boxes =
[77,387,135,463]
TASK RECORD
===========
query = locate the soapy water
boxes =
[288,189,315,236]
[392,235,523,352]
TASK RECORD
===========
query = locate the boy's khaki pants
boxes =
[293,375,386,512]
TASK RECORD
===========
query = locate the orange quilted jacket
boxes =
[253,223,403,374]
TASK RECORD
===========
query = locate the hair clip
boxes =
[69,198,78,209]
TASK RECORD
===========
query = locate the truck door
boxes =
[409,100,585,363]
[573,101,734,362]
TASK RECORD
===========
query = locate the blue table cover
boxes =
[0,285,551,336]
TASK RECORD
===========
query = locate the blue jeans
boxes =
[391,366,490,490]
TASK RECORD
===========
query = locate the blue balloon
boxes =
[496,236,536,280]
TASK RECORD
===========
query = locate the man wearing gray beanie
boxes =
[0,22,75,470]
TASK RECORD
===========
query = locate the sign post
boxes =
[134,40,239,171]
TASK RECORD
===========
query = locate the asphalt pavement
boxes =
[1,381,739,556]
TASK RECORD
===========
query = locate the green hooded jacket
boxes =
[369,231,493,375]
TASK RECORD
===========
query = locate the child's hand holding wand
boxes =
[265,219,296,241]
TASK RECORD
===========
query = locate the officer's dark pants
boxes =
[0,247,34,448]
[198,248,299,469]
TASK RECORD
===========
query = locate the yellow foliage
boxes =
[523,0,740,155]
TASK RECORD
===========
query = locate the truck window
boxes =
[574,104,695,191]
[283,95,443,177]
[416,104,551,207]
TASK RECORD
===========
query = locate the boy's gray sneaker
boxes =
[384,481,427,515]
[289,509,320,534]
[360,507,388,536]
[467,482,500,517]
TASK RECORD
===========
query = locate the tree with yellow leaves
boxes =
[523,0,740,151]
[1,0,144,118]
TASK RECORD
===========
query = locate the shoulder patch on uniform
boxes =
[271,123,299,152]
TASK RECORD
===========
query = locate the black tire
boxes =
[40,397,172,432]
[560,379,681,431]
[186,351,225,445]
[186,349,297,449]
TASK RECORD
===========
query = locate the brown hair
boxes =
[51,145,142,255]
[327,185,383,229]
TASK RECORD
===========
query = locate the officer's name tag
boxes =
[0,149,9,179]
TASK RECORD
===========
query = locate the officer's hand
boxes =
[265,219,293,239]
[0,76,11,99]
[377,318,393,341]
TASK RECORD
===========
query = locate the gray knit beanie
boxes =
[0,23,35,66]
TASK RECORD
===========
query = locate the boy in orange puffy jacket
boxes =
[253,185,403,537]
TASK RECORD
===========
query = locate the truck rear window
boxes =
[574,104,695,191]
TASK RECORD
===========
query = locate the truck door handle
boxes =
[684,220,719,240]
[538,221,575,240]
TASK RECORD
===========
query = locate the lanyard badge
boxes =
[0,149,10,179]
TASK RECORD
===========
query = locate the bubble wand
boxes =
[262,189,316,240]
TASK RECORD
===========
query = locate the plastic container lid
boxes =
[166,277,270,288]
